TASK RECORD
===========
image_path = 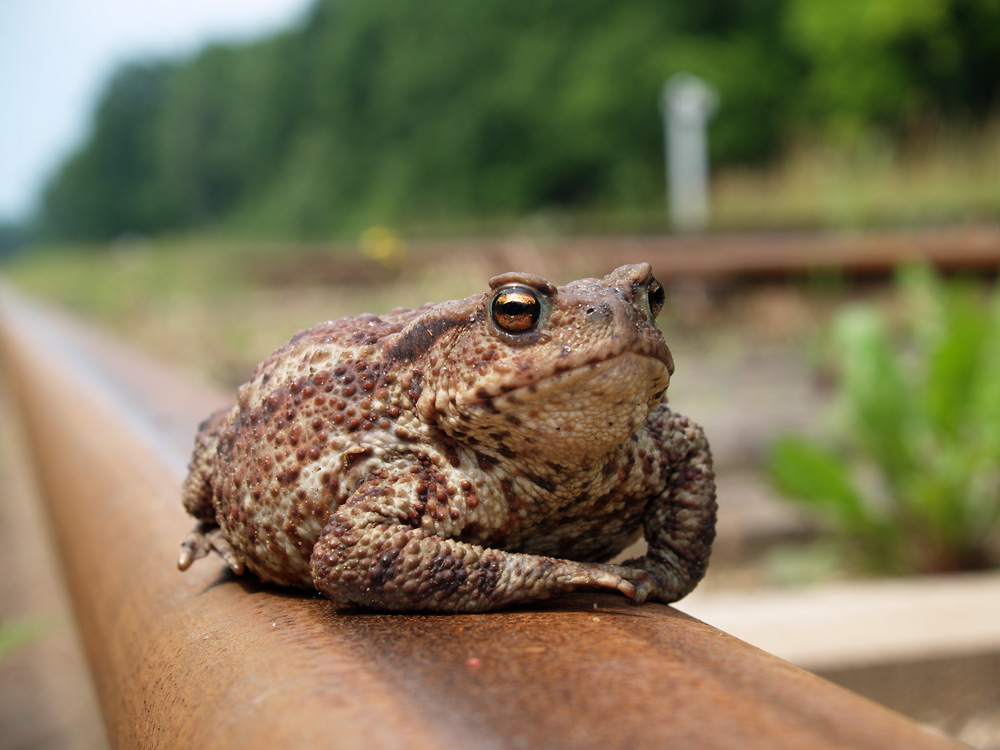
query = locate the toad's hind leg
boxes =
[309,488,647,612]
[181,407,231,521]
[178,407,240,572]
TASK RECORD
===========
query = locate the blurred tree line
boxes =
[39,0,1000,242]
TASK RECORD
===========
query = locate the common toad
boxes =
[179,264,716,612]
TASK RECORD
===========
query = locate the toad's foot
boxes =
[178,522,244,574]
[594,563,653,603]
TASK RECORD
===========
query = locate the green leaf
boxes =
[831,308,915,488]
[768,437,877,534]
[921,286,989,437]
[967,285,1000,453]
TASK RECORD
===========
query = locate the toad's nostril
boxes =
[584,304,611,324]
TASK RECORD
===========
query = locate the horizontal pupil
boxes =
[500,300,533,314]
[492,288,540,333]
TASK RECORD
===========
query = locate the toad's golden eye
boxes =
[647,277,665,319]
[491,286,541,333]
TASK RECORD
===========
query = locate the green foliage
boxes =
[41,62,176,240]
[769,267,1000,575]
[785,0,1000,138]
[36,0,1000,242]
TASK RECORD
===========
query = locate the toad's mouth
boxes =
[465,350,672,408]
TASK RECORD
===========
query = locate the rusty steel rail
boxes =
[0,285,964,750]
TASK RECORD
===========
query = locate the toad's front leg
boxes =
[624,409,717,604]
[310,477,645,613]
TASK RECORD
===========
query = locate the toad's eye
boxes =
[647,277,665,319]
[491,286,541,333]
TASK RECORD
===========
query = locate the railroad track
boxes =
[247,224,1000,287]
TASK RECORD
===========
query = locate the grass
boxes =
[0,237,494,385]
[711,122,1000,230]
[403,119,1000,234]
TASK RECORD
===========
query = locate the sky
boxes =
[0,0,315,224]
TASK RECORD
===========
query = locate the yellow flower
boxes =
[359,226,407,269]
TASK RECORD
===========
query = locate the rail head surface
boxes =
[0,286,963,750]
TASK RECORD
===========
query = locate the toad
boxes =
[179,264,716,612]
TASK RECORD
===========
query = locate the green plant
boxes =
[769,266,1000,575]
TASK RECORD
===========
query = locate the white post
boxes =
[660,73,718,233]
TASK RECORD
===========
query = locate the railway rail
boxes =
[0,282,967,749]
